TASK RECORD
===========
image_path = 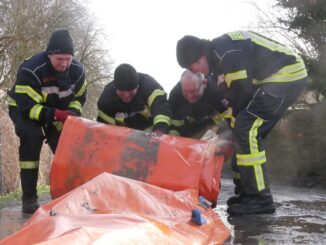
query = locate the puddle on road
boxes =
[216,179,326,244]
[0,193,51,240]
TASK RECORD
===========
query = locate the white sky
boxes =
[89,0,275,93]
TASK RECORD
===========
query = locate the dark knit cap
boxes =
[176,35,204,68]
[114,64,139,90]
[47,29,74,55]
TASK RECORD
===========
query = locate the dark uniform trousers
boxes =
[231,78,307,195]
[9,107,60,200]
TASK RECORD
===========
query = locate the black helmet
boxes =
[114,64,139,91]
[176,35,204,68]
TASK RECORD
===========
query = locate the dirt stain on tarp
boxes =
[113,131,159,181]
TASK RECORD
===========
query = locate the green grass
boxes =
[0,185,50,202]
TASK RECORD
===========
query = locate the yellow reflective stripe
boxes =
[153,114,171,125]
[278,61,305,73]
[15,85,43,103]
[20,161,39,169]
[241,116,267,191]
[43,92,48,103]
[171,119,184,127]
[115,117,124,124]
[7,96,17,106]
[255,64,307,84]
[254,164,265,191]
[226,31,249,41]
[137,107,151,118]
[98,110,116,125]
[230,116,236,128]
[236,151,266,166]
[75,80,87,97]
[251,32,294,56]
[249,117,264,153]
[223,107,233,119]
[211,112,223,124]
[169,130,180,136]
[147,89,166,108]
[53,121,63,131]
[225,70,247,87]
[29,104,43,120]
[68,100,82,111]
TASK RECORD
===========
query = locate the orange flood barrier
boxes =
[50,117,226,204]
[0,173,231,244]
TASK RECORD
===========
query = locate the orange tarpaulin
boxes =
[50,117,225,203]
[0,173,230,244]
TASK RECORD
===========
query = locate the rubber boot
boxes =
[21,169,40,214]
[227,190,275,215]
[226,178,243,206]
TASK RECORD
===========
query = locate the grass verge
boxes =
[0,185,49,202]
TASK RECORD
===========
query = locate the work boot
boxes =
[20,168,39,214]
[227,193,245,206]
[22,196,39,214]
[227,192,275,215]
[226,178,243,206]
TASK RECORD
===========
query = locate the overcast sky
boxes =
[89,0,275,93]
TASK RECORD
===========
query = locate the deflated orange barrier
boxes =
[50,117,225,203]
[0,173,231,244]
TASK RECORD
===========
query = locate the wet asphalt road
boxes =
[0,178,325,244]
[217,179,326,244]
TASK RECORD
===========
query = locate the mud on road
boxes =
[0,178,325,244]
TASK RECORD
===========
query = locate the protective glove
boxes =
[54,109,76,123]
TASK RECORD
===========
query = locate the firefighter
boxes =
[176,31,307,215]
[97,63,171,134]
[169,70,228,137]
[7,29,87,214]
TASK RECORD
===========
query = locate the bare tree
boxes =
[248,0,326,102]
[0,0,112,118]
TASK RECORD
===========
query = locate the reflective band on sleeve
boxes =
[147,89,166,108]
[169,130,180,136]
[15,85,43,103]
[227,31,250,40]
[171,119,184,127]
[53,121,63,131]
[75,80,87,97]
[29,104,43,120]
[153,114,171,126]
[98,110,116,125]
[251,32,294,55]
[137,107,151,118]
[115,117,124,124]
[225,70,247,87]
[68,100,82,112]
[253,62,307,84]
[7,96,17,106]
